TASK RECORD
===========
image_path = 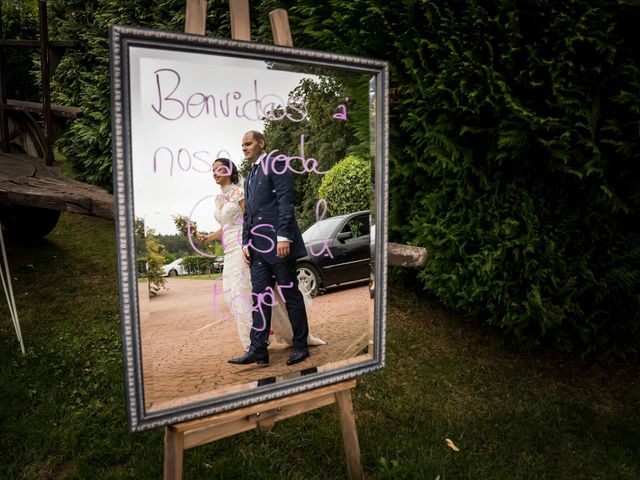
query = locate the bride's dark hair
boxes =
[213,158,239,184]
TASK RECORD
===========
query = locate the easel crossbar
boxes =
[170,380,356,449]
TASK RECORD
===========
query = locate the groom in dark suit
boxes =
[228,130,310,366]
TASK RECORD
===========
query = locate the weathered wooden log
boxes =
[0,152,113,219]
[4,99,81,119]
[388,242,427,268]
[0,40,76,48]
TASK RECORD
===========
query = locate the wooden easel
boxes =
[164,380,362,479]
[163,2,364,479]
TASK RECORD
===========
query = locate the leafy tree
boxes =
[134,217,146,264]
[173,214,198,237]
[155,234,192,258]
[264,76,364,229]
[136,257,147,276]
[318,155,370,216]
[134,217,145,238]
[145,229,166,296]
[135,217,168,287]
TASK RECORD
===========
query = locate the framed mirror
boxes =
[110,25,388,431]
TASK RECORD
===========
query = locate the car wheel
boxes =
[296,263,321,296]
[168,269,178,277]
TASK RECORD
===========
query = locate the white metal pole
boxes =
[0,223,25,354]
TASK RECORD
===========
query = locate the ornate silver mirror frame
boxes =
[110,25,388,432]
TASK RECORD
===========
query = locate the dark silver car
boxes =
[296,211,370,295]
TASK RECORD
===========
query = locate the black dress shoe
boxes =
[286,349,309,366]
[228,350,269,366]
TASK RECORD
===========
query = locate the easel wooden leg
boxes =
[336,389,364,480]
[164,426,184,480]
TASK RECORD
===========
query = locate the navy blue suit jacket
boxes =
[243,154,306,263]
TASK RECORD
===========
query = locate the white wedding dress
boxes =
[214,183,326,349]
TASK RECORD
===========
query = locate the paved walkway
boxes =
[138,278,371,411]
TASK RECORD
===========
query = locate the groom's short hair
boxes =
[248,130,266,148]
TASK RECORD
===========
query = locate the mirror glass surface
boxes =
[113,28,386,429]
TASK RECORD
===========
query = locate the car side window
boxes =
[340,216,370,239]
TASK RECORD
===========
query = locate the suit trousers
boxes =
[248,254,309,354]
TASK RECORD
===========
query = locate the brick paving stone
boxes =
[137,278,372,411]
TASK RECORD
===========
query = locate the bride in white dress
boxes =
[200,158,326,350]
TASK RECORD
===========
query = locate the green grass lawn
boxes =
[1,213,638,479]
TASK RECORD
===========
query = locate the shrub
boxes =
[318,155,370,217]
[181,255,216,275]
[136,257,147,276]
[146,231,166,295]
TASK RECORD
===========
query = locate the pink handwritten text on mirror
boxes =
[151,69,306,123]
[153,147,232,176]
[211,276,296,332]
[261,134,329,176]
[306,199,334,258]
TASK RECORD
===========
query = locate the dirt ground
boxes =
[137,278,373,411]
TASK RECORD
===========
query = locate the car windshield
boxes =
[302,216,344,242]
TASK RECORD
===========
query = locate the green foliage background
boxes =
[46,0,240,187]
[260,0,640,356]
[1,0,40,102]
[39,0,640,355]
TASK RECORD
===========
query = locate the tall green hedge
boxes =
[259,0,640,356]
[49,0,640,355]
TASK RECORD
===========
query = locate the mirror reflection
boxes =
[129,48,375,412]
